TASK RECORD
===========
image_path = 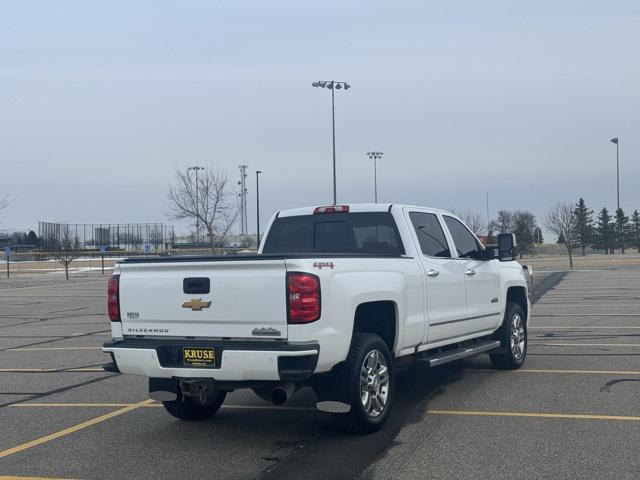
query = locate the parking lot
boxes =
[1,269,640,479]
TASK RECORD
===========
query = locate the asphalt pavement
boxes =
[1,269,639,479]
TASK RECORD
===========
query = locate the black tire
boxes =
[490,302,527,370]
[334,333,394,434]
[162,387,227,421]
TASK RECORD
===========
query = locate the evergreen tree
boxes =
[512,211,537,258]
[614,208,630,254]
[572,198,593,256]
[630,210,640,253]
[557,232,565,244]
[26,231,39,247]
[593,207,614,254]
[533,227,544,244]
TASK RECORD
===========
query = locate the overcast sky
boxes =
[1,0,638,237]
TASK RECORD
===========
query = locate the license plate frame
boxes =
[182,347,216,368]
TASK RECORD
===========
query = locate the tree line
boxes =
[484,199,640,269]
[544,199,640,268]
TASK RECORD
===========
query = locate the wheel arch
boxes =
[353,300,398,354]
[506,286,528,323]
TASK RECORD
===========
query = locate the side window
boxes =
[443,216,482,258]
[409,212,451,258]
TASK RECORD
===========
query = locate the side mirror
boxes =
[498,233,517,261]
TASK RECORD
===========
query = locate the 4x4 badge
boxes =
[182,299,212,311]
[313,261,335,270]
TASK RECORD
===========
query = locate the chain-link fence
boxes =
[38,222,175,251]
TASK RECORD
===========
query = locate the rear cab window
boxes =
[263,212,405,255]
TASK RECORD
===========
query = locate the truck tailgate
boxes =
[118,259,287,339]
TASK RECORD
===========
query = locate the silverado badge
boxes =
[252,327,282,337]
[182,298,212,311]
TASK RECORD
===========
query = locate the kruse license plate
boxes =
[183,347,216,367]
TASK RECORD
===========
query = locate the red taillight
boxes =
[313,205,349,214]
[107,274,121,322]
[287,272,321,324]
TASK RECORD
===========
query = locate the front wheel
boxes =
[162,387,227,421]
[334,333,394,434]
[490,302,527,370]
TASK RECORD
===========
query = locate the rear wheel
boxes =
[162,387,227,421]
[335,333,394,434]
[490,302,527,370]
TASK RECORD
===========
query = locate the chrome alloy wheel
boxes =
[359,349,389,418]
[510,312,526,360]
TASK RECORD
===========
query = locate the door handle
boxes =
[465,269,476,276]
[426,269,440,277]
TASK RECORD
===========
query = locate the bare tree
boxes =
[453,210,485,236]
[489,210,514,234]
[544,202,578,268]
[0,195,11,233]
[167,167,238,251]
[51,223,81,280]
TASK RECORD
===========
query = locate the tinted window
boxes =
[263,212,405,255]
[315,221,348,252]
[409,212,451,257]
[444,216,482,258]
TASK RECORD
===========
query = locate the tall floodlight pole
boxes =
[611,137,619,210]
[312,80,351,205]
[256,170,262,248]
[486,191,490,235]
[366,152,383,203]
[188,166,204,243]
[238,165,248,236]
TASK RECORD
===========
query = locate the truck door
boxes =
[442,215,502,332]
[406,211,467,344]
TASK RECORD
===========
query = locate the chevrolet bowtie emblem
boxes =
[182,298,212,311]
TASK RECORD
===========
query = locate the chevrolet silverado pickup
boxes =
[103,204,531,433]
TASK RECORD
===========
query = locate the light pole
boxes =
[610,137,619,210]
[256,170,262,248]
[188,166,204,243]
[366,152,383,203]
[312,80,351,205]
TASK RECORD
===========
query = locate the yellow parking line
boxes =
[9,402,316,411]
[7,347,102,352]
[467,368,640,375]
[11,403,134,408]
[0,476,77,480]
[66,368,104,372]
[426,409,640,422]
[0,399,154,459]
[0,368,105,373]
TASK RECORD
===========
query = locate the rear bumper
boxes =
[102,338,319,382]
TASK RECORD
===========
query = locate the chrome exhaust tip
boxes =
[270,382,295,405]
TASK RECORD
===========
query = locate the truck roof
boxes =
[277,203,451,218]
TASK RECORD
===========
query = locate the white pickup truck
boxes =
[103,204,531,433]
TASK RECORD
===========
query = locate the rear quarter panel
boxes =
[284,257,424,372]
